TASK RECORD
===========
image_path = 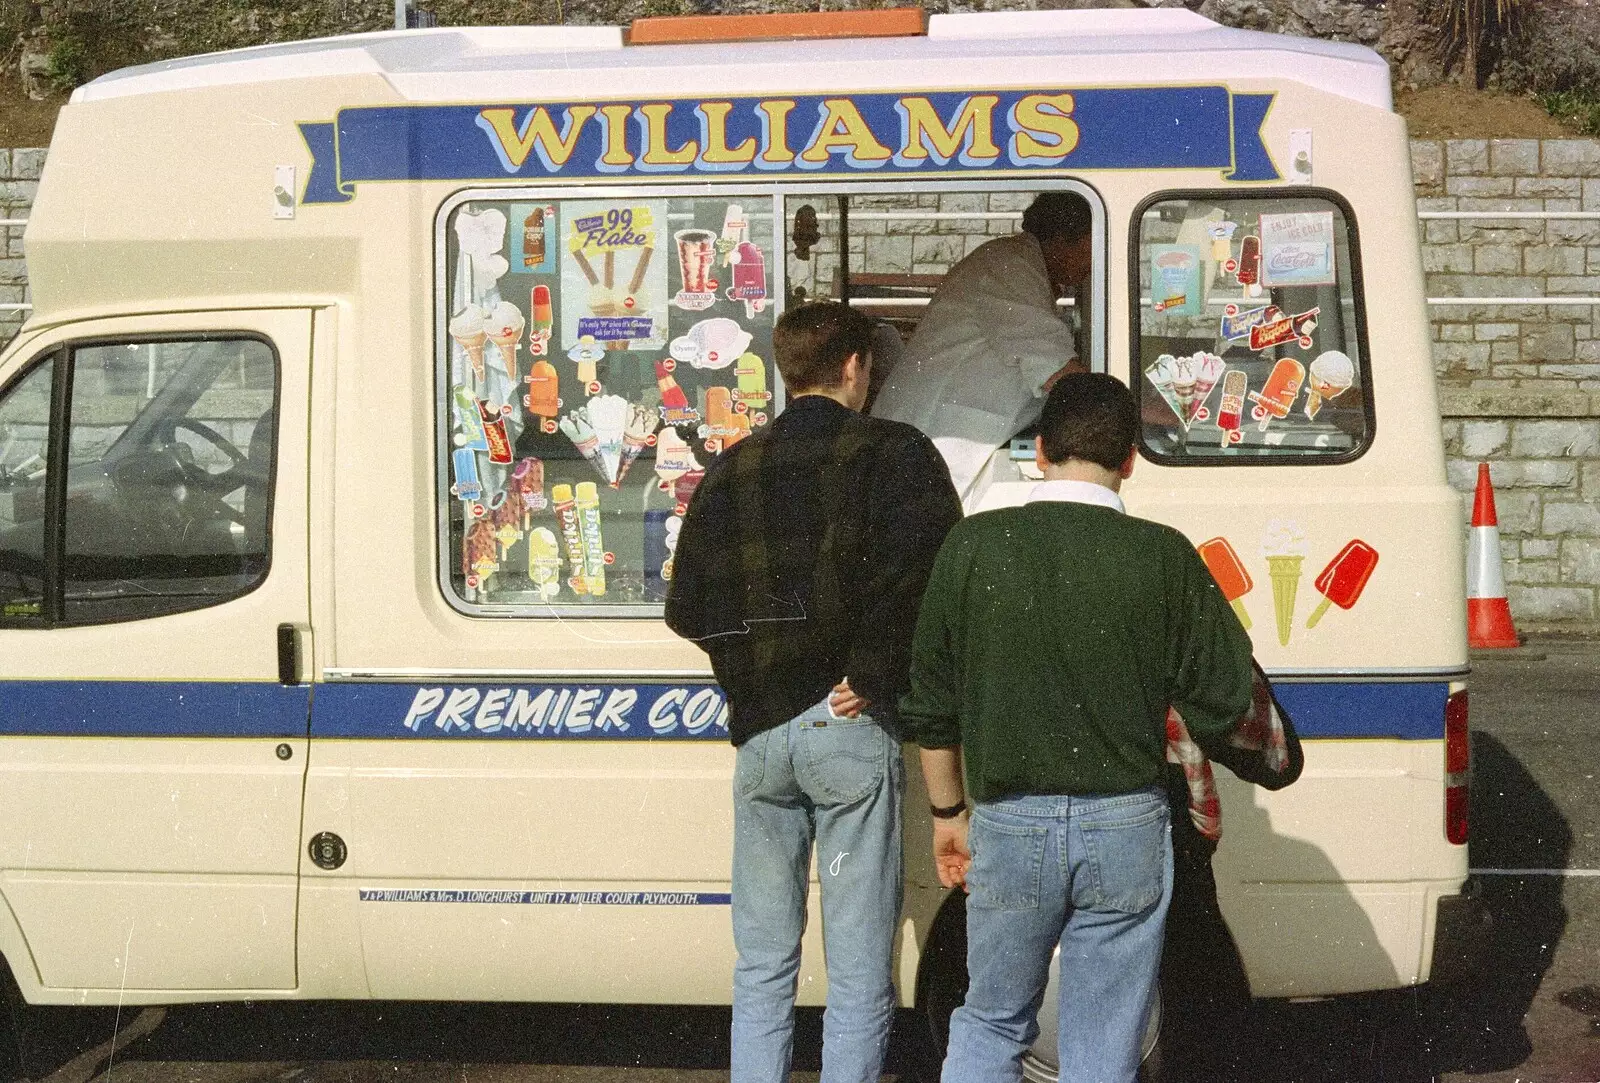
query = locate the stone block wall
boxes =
[1413,138,1600,628]
[0,148,39,341]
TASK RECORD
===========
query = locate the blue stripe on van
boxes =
[0,681,309,737]
[0,679,1446,740]
[310,681,730,740]
[1273,682,1449,740]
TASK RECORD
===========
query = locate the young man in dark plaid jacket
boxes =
[666,301,961,1083]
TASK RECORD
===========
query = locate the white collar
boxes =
[1026,479,1125,513]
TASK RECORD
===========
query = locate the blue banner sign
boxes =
[299,87,1278,203]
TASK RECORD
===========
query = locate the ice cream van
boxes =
[0,7,1474,1076]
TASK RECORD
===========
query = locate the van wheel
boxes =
[0,956,25,1080]
[915,890,1165,1083]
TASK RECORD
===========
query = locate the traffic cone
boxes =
[1467,462,1520,648]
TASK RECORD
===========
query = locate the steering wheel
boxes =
[171,417,249,487]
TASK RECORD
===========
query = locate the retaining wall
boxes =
[1413,139,1600,628]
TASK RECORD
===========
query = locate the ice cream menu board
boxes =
[1136,195,1370,462]
[440,193,778,611]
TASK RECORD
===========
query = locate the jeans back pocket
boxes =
[967,810,1047,911]
[1076,800,1169,915]
[797,715,888,805]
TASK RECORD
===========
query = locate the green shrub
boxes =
[1537,89,1600,137]
[44,33,88,91]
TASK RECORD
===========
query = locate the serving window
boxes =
[1133,192,1372,464]
[438,182,1103,616]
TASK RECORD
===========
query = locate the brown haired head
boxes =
[772,301,874,394]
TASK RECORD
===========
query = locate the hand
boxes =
[829,679,870,719]
[931,815,971,890]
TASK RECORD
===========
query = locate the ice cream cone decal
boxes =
[449,304,489,385]
[615,402,661,488]
[1261,519,1307,646]
[1305,351,1355,420]
[1197,537,1253,631]
[1306,539,1379,628]
[485,301,526,387]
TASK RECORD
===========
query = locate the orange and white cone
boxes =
[1467,462,1519,649]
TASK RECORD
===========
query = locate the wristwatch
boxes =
[930,800,968,819]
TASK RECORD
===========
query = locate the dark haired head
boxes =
[772,301,874,392]
[1021,192,1093,245]
[1038,372,1137,471]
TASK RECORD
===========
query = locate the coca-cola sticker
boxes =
[1258,211,1336,288]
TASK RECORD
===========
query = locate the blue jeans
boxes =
[943,788,1173,1083]
[730,698,904,1083]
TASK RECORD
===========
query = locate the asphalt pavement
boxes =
[3,640,1598,1083]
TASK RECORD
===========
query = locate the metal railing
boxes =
[0,208,1593,317]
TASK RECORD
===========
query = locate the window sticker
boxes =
[1149,244,1205,316]
[561,201,669,351]
[1136,194,1369,464]
[1259,211,1336,289]
[441,193,777,612]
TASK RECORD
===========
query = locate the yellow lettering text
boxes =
[1009,93,1080,161]
[476,105,597,170]
[637,103,699,168]
[697,102,757,166]
[756,100,797,166]
[598,104,635,168]
[897,95,1001,163]
[800,99,893,166]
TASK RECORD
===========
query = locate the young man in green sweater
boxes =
[901,372,1255,1083]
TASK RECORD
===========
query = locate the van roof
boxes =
[72,10,1393,111]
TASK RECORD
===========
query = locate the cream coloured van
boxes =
[0,8,1475,1077]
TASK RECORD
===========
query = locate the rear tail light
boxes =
[1444,689,1469,845]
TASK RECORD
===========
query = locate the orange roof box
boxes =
[626,7,927,45]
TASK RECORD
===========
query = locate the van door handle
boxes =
[277,623,301,686]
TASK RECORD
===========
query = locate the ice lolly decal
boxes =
[450,448,484,504]
[1306,540,1379,628]
[568,335,606,387]
[1248,359,1305,431]
[526,356,560,421]
[1197,537,1254,631]
[451,386,490,452]
[530,285,554,351]
[575,481,608,597]
[728,241,768,318]
[734,353,772,407]
[550,484,588,596]
[477,399,513,465]
[527,527,562,600]
[1261,519,1307,647]
[513,457,547,519]
[1215,369,1248,448]
[463,517,500,592]
[1235,235,1261,298]
[1207,220,1238,263]
[1305,351,1355,420]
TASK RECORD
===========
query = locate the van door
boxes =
[0,310,312,995]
